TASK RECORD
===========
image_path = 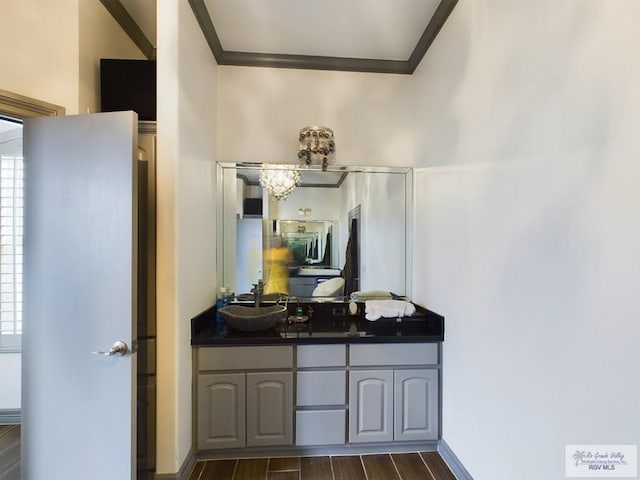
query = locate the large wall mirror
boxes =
[217,162,413,301]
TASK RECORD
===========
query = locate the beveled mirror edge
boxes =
[219,161,413,175]
[405,168,414,302]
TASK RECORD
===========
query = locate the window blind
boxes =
[0,154,23,345]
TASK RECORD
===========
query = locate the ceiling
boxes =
[103,0,457,74]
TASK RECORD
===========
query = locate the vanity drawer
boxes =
[297,371,346,406]
[349,343,438,367]
[297,344,346,368]
[296,410,346,446]
[198,346,293,371]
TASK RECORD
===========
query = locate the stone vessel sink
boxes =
[219,305,287,332]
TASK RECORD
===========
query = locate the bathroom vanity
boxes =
[191,301,444,458]
[200,162,441,458]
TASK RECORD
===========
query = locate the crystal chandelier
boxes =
[297,126,335,171]
[259,165,301,201]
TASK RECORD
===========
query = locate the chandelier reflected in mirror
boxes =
[259,165,301,201]
[259,126,336,201]
[297,126,335,171]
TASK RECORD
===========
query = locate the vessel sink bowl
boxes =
[219,305,287,332]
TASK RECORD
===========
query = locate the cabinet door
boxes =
[197,373,246,450]
[246,372,293,447]
[394,369,439,441]
[349,370,393,443]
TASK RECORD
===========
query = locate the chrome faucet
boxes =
[251,279,264,307]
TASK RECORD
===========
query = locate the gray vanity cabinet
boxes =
[295,345,347,446]
[197,373,246,450]
[349,344,439,444]
[246,372,293,447]
[195,342,440,454]
[394,369,439,441]
[196,346,293,451]
[349,370,394,443]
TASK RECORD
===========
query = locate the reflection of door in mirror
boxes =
[344,206,361,295]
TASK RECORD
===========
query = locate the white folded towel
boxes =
[350,290,392,301]
[365,300,416,321]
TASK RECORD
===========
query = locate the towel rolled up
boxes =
[350,290,392,301]
[365,300,416,321]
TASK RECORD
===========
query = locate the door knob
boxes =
[93,340,129,356]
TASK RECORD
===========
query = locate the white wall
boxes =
[411,1,640,479]
[217,67,416,167]
[0,0,79,113]
[0,0,143,115]
[156,0,218,474]
[0,353,20,409]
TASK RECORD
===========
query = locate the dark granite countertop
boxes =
[191,301,444,346]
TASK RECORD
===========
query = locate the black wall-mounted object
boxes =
[243,198,263,217]
[100,59,156,121]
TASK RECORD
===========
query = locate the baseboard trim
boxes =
[155,449,196,480]
[196,441,439,460]
[0,409,21,425]
[438,439,473,480]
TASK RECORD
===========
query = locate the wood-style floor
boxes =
[189,452,457,480]
[0,425,20,480]
[0,425,457,480]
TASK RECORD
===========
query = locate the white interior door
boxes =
[22,112,138,479]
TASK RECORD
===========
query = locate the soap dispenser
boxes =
[215,286,232,335]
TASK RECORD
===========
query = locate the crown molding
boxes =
[189,0,458,75]
[99,0,156,60]
[408,0,458,73]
